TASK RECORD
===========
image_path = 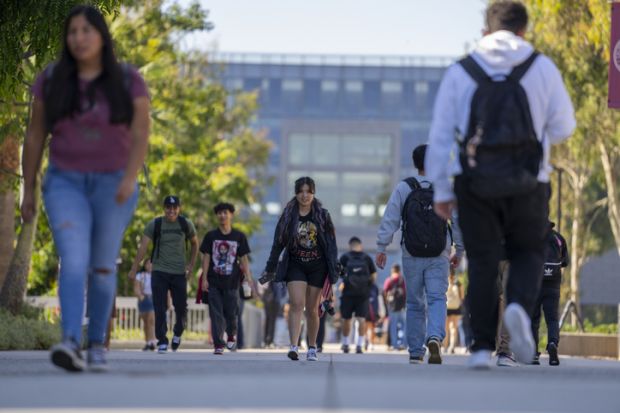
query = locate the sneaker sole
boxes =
[427,340,442,364]
[50,345,85,372]
[287,350,299,361]
[504,304,535,364]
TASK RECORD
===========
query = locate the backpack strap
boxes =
[458,55,492,85]
[151,217,163,261]
[507,51,539,82]
[403,177,421,191]
[177,215,190,239]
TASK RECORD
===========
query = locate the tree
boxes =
[110,1,270,292]
[523,0,619,314]
[0,1,122,314]
[21,1,271,297]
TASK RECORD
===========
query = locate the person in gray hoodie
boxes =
[425,1,575,369]
[376,144,464,365]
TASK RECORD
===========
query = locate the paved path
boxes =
[1,347,619,412]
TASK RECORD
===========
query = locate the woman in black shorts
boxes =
[263,177,338,361]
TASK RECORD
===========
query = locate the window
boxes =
[282,79,303,91]
[286,132,394,227]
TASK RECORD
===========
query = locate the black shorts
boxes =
[447,308,461,316]
[340,295,369,319]
[286,260,327,289]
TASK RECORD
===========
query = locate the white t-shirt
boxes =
[135,271,152,296]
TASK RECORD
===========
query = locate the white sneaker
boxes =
[467,350,492,370]
[504,303,535,364]
[307,347,318,361]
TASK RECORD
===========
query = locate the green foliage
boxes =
[23,1,270,296]
[111,328,207,341]
[523,0,619,296]
[110,1,270,295]
[0,306,61,350]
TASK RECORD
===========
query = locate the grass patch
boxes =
[111,328,209,341]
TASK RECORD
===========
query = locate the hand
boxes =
[128,268,137,280]
[433,201,454,221]
[450,254,461,269]
[375,252,387,269]
[201,276,209,292]
[21,190,36,223]
[137,294,145,301]
[115,176,136,204]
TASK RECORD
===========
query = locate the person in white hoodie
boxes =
[426,1,575,369]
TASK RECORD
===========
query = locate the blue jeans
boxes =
[43,166,138,345]
[402,252,449,357]
[389,310,406,348]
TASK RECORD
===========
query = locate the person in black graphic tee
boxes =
[262,177,338,362]
[200,202,253,355]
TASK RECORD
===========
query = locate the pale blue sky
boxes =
[180,0,488,57]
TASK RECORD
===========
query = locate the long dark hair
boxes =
[277,176,334,247]
[45,5,133,130]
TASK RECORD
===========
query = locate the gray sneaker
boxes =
[50,339,86,372]
[496,352,519,367]
[87,344,109,372]
[504,303,535,364]
[307,347,318,361]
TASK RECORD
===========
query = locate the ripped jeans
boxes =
[43,165,138,345]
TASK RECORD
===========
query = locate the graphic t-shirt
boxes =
[31,64,149,172]
[291,214,323,269]
[144,217,196,275]
[200,228,250,290]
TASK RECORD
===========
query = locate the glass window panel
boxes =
[341,204,357,217]
[282,79,303,91]
[311,134,340,166]
[381,81,402,93]
[345,81,362,92]
[288,134,311,166]
[359,204,376,217]
[341,134,392,167]
[321,80,339,92]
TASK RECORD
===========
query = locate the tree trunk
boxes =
[0,135,19,290]
[598,141,620,258]
[0,180,39,314]
[568,174,591,327]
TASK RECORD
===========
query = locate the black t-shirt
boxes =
[200,228,250,290]
[339,251,376,296]
[291,214,324,270]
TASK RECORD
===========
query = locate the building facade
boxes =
[212,53,453,279]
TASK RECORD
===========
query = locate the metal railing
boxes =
[26,296,265,348]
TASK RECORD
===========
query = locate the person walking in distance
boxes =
[134,260,156,351]
[129,196,199,354]
[339,237,378,354]
[200,203,254,355]
[377,144,464,365]
[261,177,339,362]
[21,5,150,372]
[383,264,407,350]
[444,269,464,354]
[425,2,576,368]
[531,221,568,366]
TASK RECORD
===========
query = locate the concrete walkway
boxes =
[1,346,619,412]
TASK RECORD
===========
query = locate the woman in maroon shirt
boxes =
[21,5,149,372]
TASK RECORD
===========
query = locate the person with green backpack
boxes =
[129,195,199,354]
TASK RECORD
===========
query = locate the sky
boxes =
[179,0,488,58]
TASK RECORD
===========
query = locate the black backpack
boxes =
[401,178,448,257]
[386,278,406,312]
[458,52,543,199]
[543,230,567,282]
[343,252,372,296]
[150,215,191,261]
